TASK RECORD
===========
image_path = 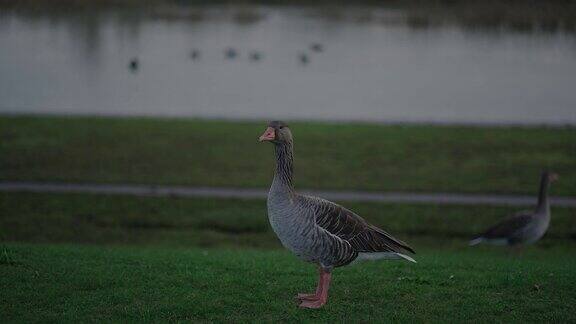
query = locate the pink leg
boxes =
[296,267,322,301]
[297,291,320,301]
[298,268,331,309]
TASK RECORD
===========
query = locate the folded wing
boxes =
[310,197,415,255]
[476,211,533,240]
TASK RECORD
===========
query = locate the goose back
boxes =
[305,195,414,256]
[475,209,550,245]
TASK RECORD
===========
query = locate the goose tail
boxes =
[396,253,417,263]
[469,237,484,246]
[356,252,417,263]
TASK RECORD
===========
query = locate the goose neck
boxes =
[272,141,294,193]
[536,175,550,213]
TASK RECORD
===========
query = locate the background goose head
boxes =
[258,121,292,144]
[544,171,559,182]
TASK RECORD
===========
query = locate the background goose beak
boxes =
[551,173,559,181]
[259,127,275,142]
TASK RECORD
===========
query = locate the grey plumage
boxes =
[262,121,415,270]
[469,171,558,246]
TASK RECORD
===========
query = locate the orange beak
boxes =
[259,127,275,142]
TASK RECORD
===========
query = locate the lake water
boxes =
[0,6,575,125]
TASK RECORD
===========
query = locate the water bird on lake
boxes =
[469,171,558,248]
[225,47,238,59]
[190,49,200,60]
[298,53,309,65]
[249,51,262,61]
[310,43,324,53]
[259,121,415,309]
[128,58,139,71]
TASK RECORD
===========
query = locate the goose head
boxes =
[544,171,559,183]
[258,121,292,144]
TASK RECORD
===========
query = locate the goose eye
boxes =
[279,126,284,129]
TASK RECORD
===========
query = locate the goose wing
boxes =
[477,211,533,239]
[304,196,415,254]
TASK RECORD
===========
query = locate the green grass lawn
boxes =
[1,243,575,322]
[1,192,575,321]
[1,115,575,195]
[1,115,575,322]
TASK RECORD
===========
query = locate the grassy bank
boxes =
[1,243,575,322]
[2,0,575,34]
[1,116,575,196]
[1,192,575,249]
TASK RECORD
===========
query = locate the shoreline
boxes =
[1,112,574,129]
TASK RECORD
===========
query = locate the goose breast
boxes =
[267,194,355,267]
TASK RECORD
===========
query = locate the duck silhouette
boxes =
[310,43,324,53]
[190,49,200,60]
[128,58,139,71]
[225,48,238,59]
[299,53,309,65]
[250,51,262,61]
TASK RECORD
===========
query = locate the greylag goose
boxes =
[259,121,415,309]
[469,171,558,247]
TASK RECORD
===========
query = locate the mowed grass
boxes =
[1,193,575,321]
[1,192,575,249]
[1,243,575,322]
[1,115,575,195]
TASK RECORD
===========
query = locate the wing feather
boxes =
[477,211,533,239]
[306,196,415,255]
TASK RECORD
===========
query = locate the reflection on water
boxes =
[0,6,575,125]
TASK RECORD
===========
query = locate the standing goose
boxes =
[259,121,415,309]
[469,171,559,247]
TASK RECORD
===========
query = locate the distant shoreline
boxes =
[1,0,575,31]
[1,111,574,129]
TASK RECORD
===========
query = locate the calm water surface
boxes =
[0,7,575,125]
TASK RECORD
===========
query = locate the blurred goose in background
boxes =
[259,121,415,309]
[469,171,559,248]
